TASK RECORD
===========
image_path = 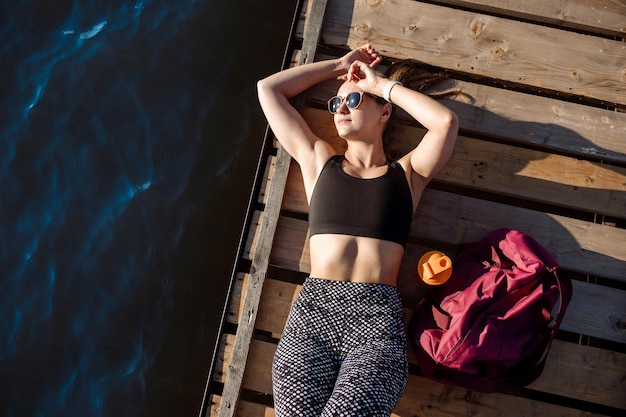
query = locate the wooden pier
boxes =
[204,1,626,416]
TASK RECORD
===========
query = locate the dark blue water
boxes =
[0,1,296,415]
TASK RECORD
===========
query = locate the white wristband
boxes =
[383,81,402,103]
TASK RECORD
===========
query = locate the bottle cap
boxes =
[418,251,452,285]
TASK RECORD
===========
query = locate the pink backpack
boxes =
[409,228,572,393]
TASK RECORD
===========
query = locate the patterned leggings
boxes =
[272,277,408,417]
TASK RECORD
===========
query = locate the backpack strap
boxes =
[536,267,573,363]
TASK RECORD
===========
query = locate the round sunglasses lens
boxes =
[328,97,341,113]
[346,92,362,109]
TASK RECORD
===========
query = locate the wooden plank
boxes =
[212,333,231,385]
[300,0,327,65]
[566,280,626,343]
[257,156,276,206]
[396,374,611,417]
[528,340,626,410]
[244,338,276,395]
[210,395,402,417]
[227,277,296,334]
[321,0,626,105]
[215,1,329,415]
[294,0,314,49]
[440,84,626,164]
[412,189,626,282]
[298,0,626,41]
[439,137,626,219]
[281,161,309,210]
[217,119,284,416]
[243,211,264,262]
[218,334,626,412]
[210,395,274,417]
[213,335,272,395]
[225,274,247,327]
[434,0,626,38]
[299,107,626,218]
[264,216,310,273]
[226,273,301,338]
[306,76,626,164]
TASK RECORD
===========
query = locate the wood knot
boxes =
[551,105,563,116]
[354,23,372,35]
[366,0,382,7]
[491,45,506,59]
[469,19,485,39]
[610,315,626,332]
[404,23,418,34]
[570,70,582,82]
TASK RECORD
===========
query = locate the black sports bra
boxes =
[308,155,413,247]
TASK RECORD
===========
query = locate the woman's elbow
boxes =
[257,77,285,103]
[442,110,459,133]
[257,78,276,105]
[257,78,269,96]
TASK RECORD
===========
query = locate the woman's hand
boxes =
[340,44,382,70]
[345,60,386,95]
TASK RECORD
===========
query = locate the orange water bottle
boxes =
[418,251,452,285]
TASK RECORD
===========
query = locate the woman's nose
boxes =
[337,99,350,113]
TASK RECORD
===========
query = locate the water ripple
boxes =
[79,21,108,39]
[1,0,215,416]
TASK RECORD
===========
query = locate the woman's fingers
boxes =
[363,44,382,66]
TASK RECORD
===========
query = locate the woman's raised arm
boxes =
[257,46,382,182]
[390,83,459,182]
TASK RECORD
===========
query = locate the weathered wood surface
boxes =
[209,396,273,417]
[207,1,626,416]
[215,149,292,417]
[213,322,626,412]
[321,0,626,105]
[435,0,626,38]
[210,395,403,417]
[298,0,626,40]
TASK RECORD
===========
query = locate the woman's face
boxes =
[332,82,387,139]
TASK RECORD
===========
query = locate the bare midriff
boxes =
[309,234,405,286]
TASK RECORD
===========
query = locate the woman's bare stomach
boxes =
[308,234,405,286]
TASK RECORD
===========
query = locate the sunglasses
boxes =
[327,91,369,114]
